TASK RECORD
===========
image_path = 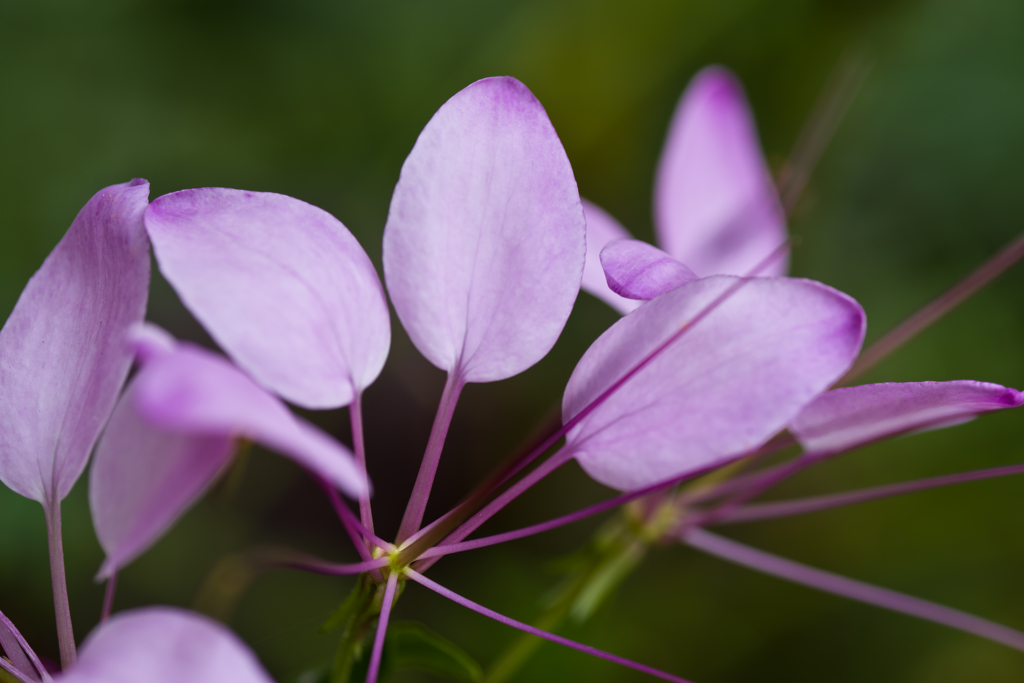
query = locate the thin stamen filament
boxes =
[684,528,1024,651]
[405,569,694,683]
[717,462,1024,525]
[100,571,117,623]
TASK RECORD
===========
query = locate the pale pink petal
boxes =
[600,239,698,301]
[144,188,390,409]
[0,180,150,503]
[791,381,1024,456]
[654,67,787,277]
[90,379,234,579]
[563,277,864,491]
[383,77,585,382]
[56,608,273,683]
[580,200,640,314]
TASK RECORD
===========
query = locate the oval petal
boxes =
[563,276,864,491]
[654,67,787,278]
[791,380,1024,456]
[0,179,150,503]
[383,77,585,382]
[600,239,698,301]
[144,188,390,409]
[57,608,273,683]
[580,200,640,314]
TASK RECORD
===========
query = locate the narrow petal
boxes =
[580,200,640,314]
[791,380,1024,456]
[90,380,235,579]
[383,76,585,382]
[56,608,274,683]
[131,341,369,499]
[654,67,787,277]
[0,180,150,503]
[600,239,698,301]
[563,276,864,491]
[144,188,390,409]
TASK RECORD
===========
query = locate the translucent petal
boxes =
[599,239,697,301]
[580,200,639,314]
[383,77,585,382]
[791,380,1024,455]
[563,277,864,490]
[654,67,787,277]
[0,180,150,503]
[144,188,390,409]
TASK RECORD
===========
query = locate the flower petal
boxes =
[144,188,390,409]
[131,339,369,499]
[580,200,640,314]
[90,379,235,579]
[791,380,1024,456]
[563,276,864,491]
[383,77,586,382]
[654,67,787,277]
[56,608,273,683]
[0,180,150,503]
[599,239,698,301]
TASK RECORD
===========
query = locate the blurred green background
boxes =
[2,0,1024,681]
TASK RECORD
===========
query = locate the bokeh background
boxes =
[3,0,1024,681]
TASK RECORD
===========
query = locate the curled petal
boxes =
[56,608,273,683]
[132,341,368,498]
[144,188,390,409]
[383,76,585,382]
[90,379,234,579]
[654,67,787,277]
[600,239,698,301]
[0,180,150,503]
[580,200,639,314]
[791,380,1024,456]
[563,276,864,491]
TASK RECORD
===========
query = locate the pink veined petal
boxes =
[90,379,235,580]
[600,239,698,301]
[790,380,1024,456]
[131,340,369,500]
[383,76,586,383]
[0,179,150,504]
[55,608,273,683]
[580,200,640,314]
[654,66,787,278]
[144,188,390,410]
[563,276,865,491]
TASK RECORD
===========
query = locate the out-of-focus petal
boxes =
[132,341,368,499]
[56,608,273,683]
[791,381,1024,456]
[0,180,150,503]
[580,200,640,314]
[383,77,585,383]
[654,67,787,278]
[144,188,390,409]
[90,380,234,579]
[600,239,698,301]
[563,276,864,491]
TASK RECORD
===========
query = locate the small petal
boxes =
[90,380,234,579]
[132,341,368,499]
[144,188,390,409]
[600,239,698,301]
[580,200,640,314]
[563,276,864,491]
[0,180,150,503]
[791,380,1024,456]
[383,77,585,382]
[654,67,787,277]
[56,608,273,683]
